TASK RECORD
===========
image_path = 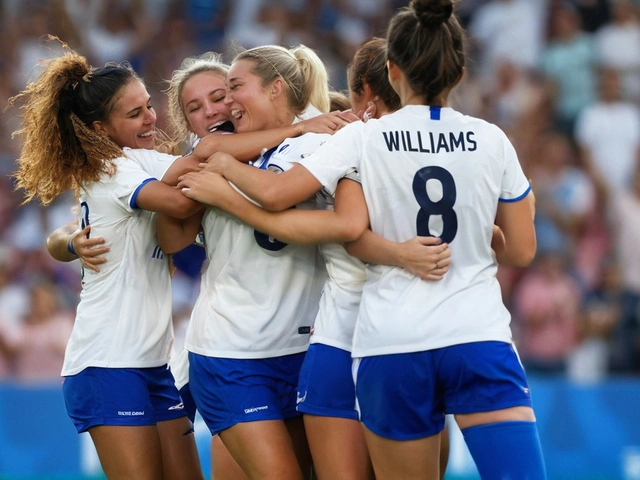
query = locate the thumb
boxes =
[415,236,442,246]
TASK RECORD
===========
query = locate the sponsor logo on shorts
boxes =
[296,392,307,404]
[118,411,145,416]
[244,405,269,414]
[168,402,184,411]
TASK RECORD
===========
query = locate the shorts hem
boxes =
[447,399,532,415]
[361,418,444,441]
[211,412,301,436]
[297,403,359,421]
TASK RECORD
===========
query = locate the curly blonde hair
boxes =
[164,52,229,150]
[9,41,135,205]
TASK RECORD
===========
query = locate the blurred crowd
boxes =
[0,0,639,384]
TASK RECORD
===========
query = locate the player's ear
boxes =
[92,120,109,138]
[270,78,284,101]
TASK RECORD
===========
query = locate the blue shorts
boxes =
[189,352,305,435]
[355,341,533,441]
[178,383,198,424]
[296,344,358,420]
[63,366,187,434]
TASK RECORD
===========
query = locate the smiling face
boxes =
[180,71,234,138]
[224,59,282,133]
[93,79,156,149]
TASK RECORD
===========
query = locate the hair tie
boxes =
[82,72,92,82]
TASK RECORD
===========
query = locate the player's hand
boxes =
[178,171,234,208]
[199,151,235,176]
[72,225,109,273]
[396,236,450,280]
[298,111,357,135]
[358,101,377,122]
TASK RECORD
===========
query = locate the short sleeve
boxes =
[124,147,179,181]
[109,157,158,211]
[498,133,531,202]
[298,122,365,196]
[265,133,331,174]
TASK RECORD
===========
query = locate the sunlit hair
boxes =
[234,44,330,116]
[329,90,351,111]
[348,37,401,112]
[387,0,466,105]
[164,52,229,148]
[9,38,136,205]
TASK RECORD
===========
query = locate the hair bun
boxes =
[411,0,453,27]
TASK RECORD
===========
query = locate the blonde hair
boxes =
[10,42,129,205]
[164,52,229,148]
[235,44,330,116]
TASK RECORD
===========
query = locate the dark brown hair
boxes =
[348,37,401,112]
[386,0,465,105]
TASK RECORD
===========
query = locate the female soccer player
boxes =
[180,0,547,477]
[157,44,337,480]
[10,45,206,479]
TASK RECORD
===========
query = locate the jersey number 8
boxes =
[412,166,458,244]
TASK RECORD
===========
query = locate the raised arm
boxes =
[179,173,368,244]
[192,111,356,163]
[198,152,322,211]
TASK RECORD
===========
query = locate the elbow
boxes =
[340,219,367,243]
[503,239,537,268]
[260,189,288,212]
[168,198,203,219]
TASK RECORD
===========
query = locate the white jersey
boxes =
[311,185,367,351]
[62,148,180,376]
[185,133,327,359]
[299,105,530,358]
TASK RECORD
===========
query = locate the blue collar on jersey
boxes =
[430,106,441,120]
[258,146,278,170]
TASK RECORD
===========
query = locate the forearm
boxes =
[46,221,79,262]
[344,229,403,266]
[221,197,360,244]
[157,212,203,254]
[194,124,303,163]
[216,160,283,209]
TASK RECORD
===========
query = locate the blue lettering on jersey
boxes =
[382,130,477,153]
[383,131,400,151]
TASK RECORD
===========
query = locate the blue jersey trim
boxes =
[430,106,441,120]
[258,146,278,170]
[499,183,532,203]
[130,178,157,209]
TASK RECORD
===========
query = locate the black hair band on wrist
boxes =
[67,235,78,256]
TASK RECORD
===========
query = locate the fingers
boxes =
[415,236,444,246]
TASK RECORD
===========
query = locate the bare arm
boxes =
[192,112,356,163]
[46,222,110,272]
[179,173,368,244]
[493,190,537,267]
[345,232,451,280]
[197,152,322,211]
[135,181,204,219]
[157,210,205,254]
